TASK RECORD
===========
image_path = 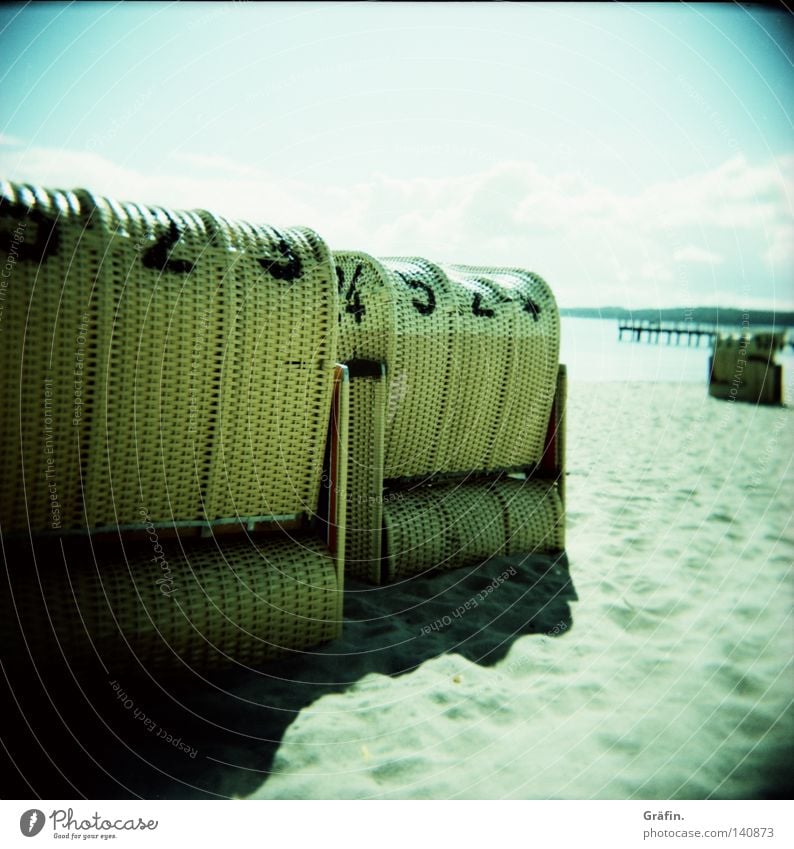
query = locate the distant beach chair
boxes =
[708,332,784,405]
[0,181,345,670]
[335,253,566,583]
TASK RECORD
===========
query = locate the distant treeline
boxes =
[560,307,794,327]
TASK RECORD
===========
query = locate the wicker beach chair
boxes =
[335,252,565,583]
[0,181,345,670]
[708,332,784,405]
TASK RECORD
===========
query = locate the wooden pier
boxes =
[617,320,718,346]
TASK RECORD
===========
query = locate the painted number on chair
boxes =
[141,215,195,274]
[470,277,542,322]
[257,238,303,281]
[395,271,436,316]
[337,262,366,323]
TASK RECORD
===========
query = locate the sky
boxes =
[1,1,793,309]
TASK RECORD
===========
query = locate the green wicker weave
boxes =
[6,534,341,671]
[0,181,337,535]
[443,264,560,471]
[0,181,343,668]
[335,250,564,583]
[383,479,564,582]
[335,251,560,478]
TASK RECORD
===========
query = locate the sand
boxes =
[247,380,794,799]
[2,381,791,800]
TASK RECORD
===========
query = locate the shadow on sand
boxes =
[1,551,576,799]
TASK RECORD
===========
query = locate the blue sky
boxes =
[2,1,793,308]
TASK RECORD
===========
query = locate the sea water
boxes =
[561,317,794,386]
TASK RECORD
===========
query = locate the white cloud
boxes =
[172,152,263,179]
[1,144,793,308]
[673,246,724,265]
[764,225,794,267]
[640,260,674,283]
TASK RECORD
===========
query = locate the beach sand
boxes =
[248,380,794,799]
[2,381,792,799]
